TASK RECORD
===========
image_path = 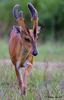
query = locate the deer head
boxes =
[13,3,40,56]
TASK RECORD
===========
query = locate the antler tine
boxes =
[13,4,23,20]
[28,3,39,36]
[28,3,38,19]
[13,4,29,34]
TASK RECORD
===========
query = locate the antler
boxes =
[28,3,39,37]
[13,4,29,34]
[28,3,38,19]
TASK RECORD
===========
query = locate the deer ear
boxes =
[13,25,23,33]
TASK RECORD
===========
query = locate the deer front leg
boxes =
[15,61,24,92]
[22,60,32,94]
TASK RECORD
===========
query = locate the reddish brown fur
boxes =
[9,27,34,94]
[9,4,39,95]
[9,29,33,66]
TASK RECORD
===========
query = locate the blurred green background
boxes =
[0,0,64,41]
[0,0,64,61]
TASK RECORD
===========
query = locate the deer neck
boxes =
[21,48,30,61]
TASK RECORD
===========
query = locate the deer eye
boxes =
[24,38,31,42]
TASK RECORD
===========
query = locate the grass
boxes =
[35,42,64,61]
[0,39,10,59]
[0,64,43,100]
[0,63,64,100]
[0,40,64,61]
[0,39,64,99]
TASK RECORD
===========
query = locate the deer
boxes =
[9,3,40,95]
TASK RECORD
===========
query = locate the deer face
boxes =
[13,3,40,56]
[21,29,38,56]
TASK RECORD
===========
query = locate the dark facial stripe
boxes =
[26,27,30,34]
[33,25,36,38]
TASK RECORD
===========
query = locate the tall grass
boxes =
[0,40,64,99]
[0,39,9,59]
[0,63,64,100]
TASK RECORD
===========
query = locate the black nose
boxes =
[32,50,38,56]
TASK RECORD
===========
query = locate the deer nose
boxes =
[32,50,38,56]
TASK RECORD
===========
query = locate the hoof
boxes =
[21,86,27,95]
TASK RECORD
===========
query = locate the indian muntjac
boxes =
[9,3,40,95]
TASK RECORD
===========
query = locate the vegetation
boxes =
[0,40,9,59]
[0,0,64,41]
[0,60,64,99]
[0,40,64,61]
[0,0,64,99]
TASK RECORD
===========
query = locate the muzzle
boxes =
[32,50,38,56]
